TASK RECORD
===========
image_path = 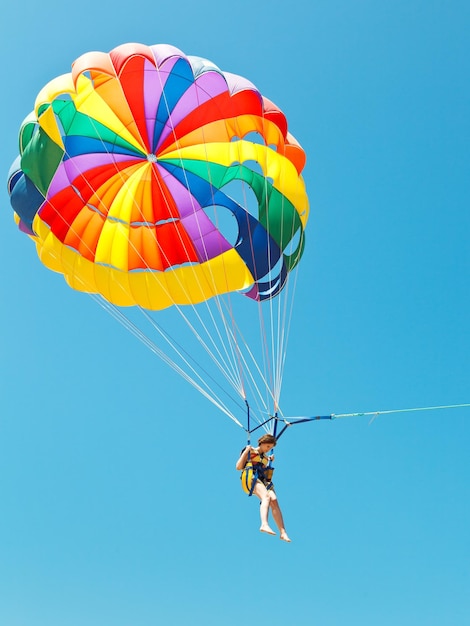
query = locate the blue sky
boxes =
[1,1,469,625]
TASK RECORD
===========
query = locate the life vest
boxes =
[240,449,274,495]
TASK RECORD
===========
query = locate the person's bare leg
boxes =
[269,496,291,542]
[253,483,275,535]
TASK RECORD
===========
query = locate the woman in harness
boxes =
[236,434,291,542]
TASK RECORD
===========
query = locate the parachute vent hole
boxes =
[82,70,93,84]
[258,276,283,298]
[221,180,260,220]
[283,227,301,257]
[162,260,198,272]
[202,204,239,247]
[243,131,266,146]
[259,256,283,283]
[243,159,263,177]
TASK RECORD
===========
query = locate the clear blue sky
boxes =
[1,2,469,625]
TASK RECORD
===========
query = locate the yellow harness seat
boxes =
[240,450,274,495]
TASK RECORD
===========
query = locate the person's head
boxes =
[258,434,277,452]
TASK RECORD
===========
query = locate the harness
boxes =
[240,449,274,496]
[240,401,277,496]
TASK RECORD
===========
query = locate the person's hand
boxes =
[268,454,275,461]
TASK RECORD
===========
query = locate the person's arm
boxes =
[235,445,252,470]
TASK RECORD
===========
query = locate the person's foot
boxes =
[260,525,276,535]
[280,530,291,542]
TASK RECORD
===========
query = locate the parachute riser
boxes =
[245,413,334,442]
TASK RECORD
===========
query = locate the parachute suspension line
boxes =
[221,160,273,420]
[257,119,276,413]
[274,259,300,406]
[273,184,291,408]
[182,82,283,423]
[214,295,248,398]
[190,77,280,419]
[225,117,275,417]
[43,139,248,423]
[38,219,243,426]
[74,74,249,411]
[152,63,249,400]
[147,88,246,397]
[232,187,274,420]
[264,104,287,416]
[137,305,247,407]
[247,104,296,420]
[44,59,290,427]
[90,293,245,428]
[222,317,273,413]
[150,171,245,394]
[208,292,275,426]
[42,213,245,424]
[191,91,249,404]
[255,294,286,418]
[66,59,245,411]
[270,130,301,414]
[213,92,295,422]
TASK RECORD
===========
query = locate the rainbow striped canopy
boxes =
[8,43,308,309]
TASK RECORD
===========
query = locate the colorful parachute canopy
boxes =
[8,43,308,310]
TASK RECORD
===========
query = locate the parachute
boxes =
[7,43,309,431]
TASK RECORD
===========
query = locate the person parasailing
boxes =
[236,434,291,542]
